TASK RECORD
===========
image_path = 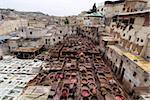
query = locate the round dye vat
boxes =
[82,74,87,77]
[81,86,90,97]
[81,78,88,85]
[89,83,96,89]
[81,90,90,97]
[87,77,94,83]
[61,88,69,97]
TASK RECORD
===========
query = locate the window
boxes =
[60,31,62,33]
[130,18,135,24]
[116,59,118,62]
[22,29,23,32]
[123,25,127,31]
[45,39,47,44]
[137,38,139,42]
[1,15,4,19]
[146,56,150,59]
[129,35,131,40]
[123,34,125,37]
[127,7,130,12]
[144,78,148,82]
[53,38,55,42]
[112,18,117,22]
[30,32,32,35]
[120,26,123,29]
[122,20,129,25]
[117,23,120,28]
[129,25,133,31]
[133,72,137,77]
[119,19,122,22]
[134,84,136,87]
[58,37,60,39]
[123,7,125,11]
[129,79,131,83]
[141,39,144,42]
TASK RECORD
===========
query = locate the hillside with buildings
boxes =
[0,0,149,100]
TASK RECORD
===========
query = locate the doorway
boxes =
[120,68,125,82]
[118,60,123,75]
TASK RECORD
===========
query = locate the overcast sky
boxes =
[0,0,109,16]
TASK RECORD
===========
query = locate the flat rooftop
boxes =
[0,56,43,74]
[0,74,36,100]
